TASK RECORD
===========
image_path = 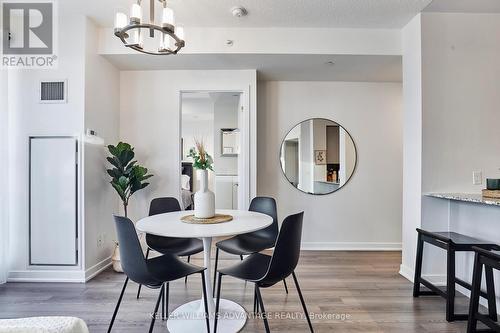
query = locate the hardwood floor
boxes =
[0,251,473,332]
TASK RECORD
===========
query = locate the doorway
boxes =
[180,91,245,210]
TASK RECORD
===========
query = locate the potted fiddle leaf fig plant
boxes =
[106,142,153,217]
[188,139,215,218]
[107,142,152,273]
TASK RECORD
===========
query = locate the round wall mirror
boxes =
[279,118,357,195]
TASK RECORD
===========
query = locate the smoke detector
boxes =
[231,7,247,17]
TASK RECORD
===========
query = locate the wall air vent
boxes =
[39,80,67,103]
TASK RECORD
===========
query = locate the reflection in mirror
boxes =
[221,129,240,156]
[181,91,242,210]
[280,118,357,195]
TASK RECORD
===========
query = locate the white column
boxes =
[0,69,9,284]
[201,237,215,313]
[400,14,423,282]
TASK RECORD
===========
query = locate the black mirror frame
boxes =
[279,117,358,196]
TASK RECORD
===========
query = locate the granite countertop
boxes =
[425,193,500,206]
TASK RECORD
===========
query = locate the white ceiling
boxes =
[104,53,402,82]
[424,0,500,13]
[66,0,432,29]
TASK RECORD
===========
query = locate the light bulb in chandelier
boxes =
[162,6,175,31]
[130,3,142,24]
[159,33,173,52]
[114,12,127,31]
[129,29,142,47]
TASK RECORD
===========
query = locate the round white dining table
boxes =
[136,209,273,333]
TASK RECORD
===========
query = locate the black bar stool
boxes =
[467,246,500,333]
[413,228,498,322]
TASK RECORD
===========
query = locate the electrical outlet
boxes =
[473,171,482,185]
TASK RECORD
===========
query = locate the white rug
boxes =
[0,317,89,333]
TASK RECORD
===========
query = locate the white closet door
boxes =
[30,137,78,266]
[215,176,234,209]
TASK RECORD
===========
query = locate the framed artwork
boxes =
[314,150,327,165]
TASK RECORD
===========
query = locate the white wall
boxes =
[258,81,403,249]
[421,12,500,193]
[7,13,86,279]
[342,128,356,186]
[6,13,120,282]
[400,14,423,279]
[213,98,239,176]
[400,12,500,283]
[401,13,500,309]
[0,69,9,283]
[120,70,257,222]
[83,18,120,273]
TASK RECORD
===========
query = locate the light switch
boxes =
[473,171,482,185]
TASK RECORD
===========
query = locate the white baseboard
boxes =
[456,284,500,309]
[85,256,112,282]
[8,257,112,283]
[8,269,86,283]
[399,264,414,282]
[301,242,402,251]
[422,274,446,286]
[399,264,446,286]
[400,265,500,311]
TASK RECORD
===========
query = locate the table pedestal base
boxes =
[166,298,246,333]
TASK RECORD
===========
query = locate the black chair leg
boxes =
[137,248,150,299]
[108,277,129,333]
[200,272,210,333]
[292,271,314,333]
[162,282,169,321]
[283,279,289,294]
[239,255,244,261]
[214,272,223,333]
[485,266,497,321]
[255,285,270,333]
[161,283,165,320]
[446,248,456,322]
[185,256,191,284]
[213,248,219,297]
[467,253,483,333]
[149,284,164,333]
[413,233,424,297]
[253,286,258,314]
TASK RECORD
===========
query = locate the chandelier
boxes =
[114,0,185,55]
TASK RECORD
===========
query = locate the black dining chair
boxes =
[466,246,499,333]
[137,197,203,299]
[109,215,210,333]
[214,212,314,333]
[213,197,288,296]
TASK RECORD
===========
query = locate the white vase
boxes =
[194,169,215,218]
[111,243,123,273]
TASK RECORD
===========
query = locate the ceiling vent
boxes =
[39,80,67,103]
